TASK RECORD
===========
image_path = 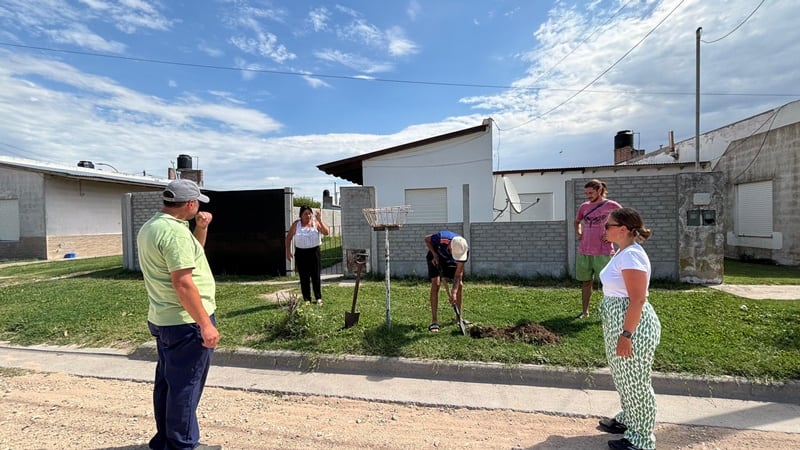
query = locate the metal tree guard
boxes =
[362,206,411,328]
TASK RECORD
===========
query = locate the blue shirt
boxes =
[429,230,466,265]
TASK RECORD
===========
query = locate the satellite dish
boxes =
[493,176,542,221]
[503,177,523,214]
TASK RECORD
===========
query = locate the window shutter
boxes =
[405,188,447,223]
[736,181,772,237]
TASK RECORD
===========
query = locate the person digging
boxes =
[424,231,470,333]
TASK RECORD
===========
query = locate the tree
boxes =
[293,196,320,209]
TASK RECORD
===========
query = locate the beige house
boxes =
[0,156,168,260]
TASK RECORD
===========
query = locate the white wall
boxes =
[363,128,494,223]
[0,168,46,237]
[44,176,148,235]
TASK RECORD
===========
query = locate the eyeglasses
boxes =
[604,222,623,230]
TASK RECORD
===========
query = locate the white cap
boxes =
[450,236,469,262]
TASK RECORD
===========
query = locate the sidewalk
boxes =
[1,343,798,435]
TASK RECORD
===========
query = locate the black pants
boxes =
[295,246,322,301]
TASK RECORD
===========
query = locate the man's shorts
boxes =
[576,254,612,281]
[427,252,456,279]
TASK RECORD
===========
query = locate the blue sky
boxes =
[0,0,798,201]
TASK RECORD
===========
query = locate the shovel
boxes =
[440,271,467,336]
[344,256,366,328]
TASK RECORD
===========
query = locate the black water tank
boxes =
[77,161,94,169]
[177,154,192,170]
[614,130,634,149]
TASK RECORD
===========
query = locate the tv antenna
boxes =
[493,177,540,221]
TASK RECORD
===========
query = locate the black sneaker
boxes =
[598,417,627,434]
[608,438,641,450]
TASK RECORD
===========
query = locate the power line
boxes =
[0,40,796,99]
[497,0,689,132]
[702,0,767,44]
[0,41,533,91]
[528,0,636,85]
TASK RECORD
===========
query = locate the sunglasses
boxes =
[604,222,623,230]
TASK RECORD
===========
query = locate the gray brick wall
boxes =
[571,176,680,280]
[125,191,163,270]
[340,186,376,274]
[343,172,723,282]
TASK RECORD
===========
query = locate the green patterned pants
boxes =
[599,297,661,450]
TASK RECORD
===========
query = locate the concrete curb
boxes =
[129,342,799,404]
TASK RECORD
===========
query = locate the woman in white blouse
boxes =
[597,207,661,450]
[285,206,330,305]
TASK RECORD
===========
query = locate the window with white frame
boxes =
[735,180,772,237]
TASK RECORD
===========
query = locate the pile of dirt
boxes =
[469,322,562,345]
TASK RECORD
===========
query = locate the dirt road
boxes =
[1,370,798,450]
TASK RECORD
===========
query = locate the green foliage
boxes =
[724,258,800,284]
[0,256,798,382]
[320,235,342,269]
[293,196,320,208]
[269,291,314,339]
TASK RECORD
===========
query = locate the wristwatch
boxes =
[620,330,633,339]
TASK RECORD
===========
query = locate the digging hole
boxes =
[469,322,562,345]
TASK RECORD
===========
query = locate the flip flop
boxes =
[428,323,440,333]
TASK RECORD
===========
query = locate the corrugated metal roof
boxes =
[0,155,171,188]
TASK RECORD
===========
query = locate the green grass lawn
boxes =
[1,256,798,382]
[723,258,800,284]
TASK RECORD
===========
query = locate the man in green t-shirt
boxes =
[137,179,220,450]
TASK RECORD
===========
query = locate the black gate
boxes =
[201,189,288,276]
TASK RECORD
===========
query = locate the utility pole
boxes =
[695,27,702,171]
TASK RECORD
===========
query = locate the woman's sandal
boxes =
[428,323,440,333]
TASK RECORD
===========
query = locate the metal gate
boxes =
[320,209,342,275]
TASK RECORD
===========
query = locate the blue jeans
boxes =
[147,315,215,450]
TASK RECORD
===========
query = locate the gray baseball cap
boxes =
[163,179,210,203]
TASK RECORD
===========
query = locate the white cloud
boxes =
[314,49,393,74]
[197,40,223,58]
[386,26,418,57]
[338,19,383,46]
[223,2,295,63]
[78,0,173,34]
[229,32,296,64]
[459,0,800,170]
[302,75,331,89]
[307,7,329,32]
[44,23,126,53]
[407,0,421,21]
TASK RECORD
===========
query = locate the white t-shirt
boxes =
[293,219,322,249]
[599,243,651,298]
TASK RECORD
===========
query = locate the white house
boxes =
[319,119,494,223]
